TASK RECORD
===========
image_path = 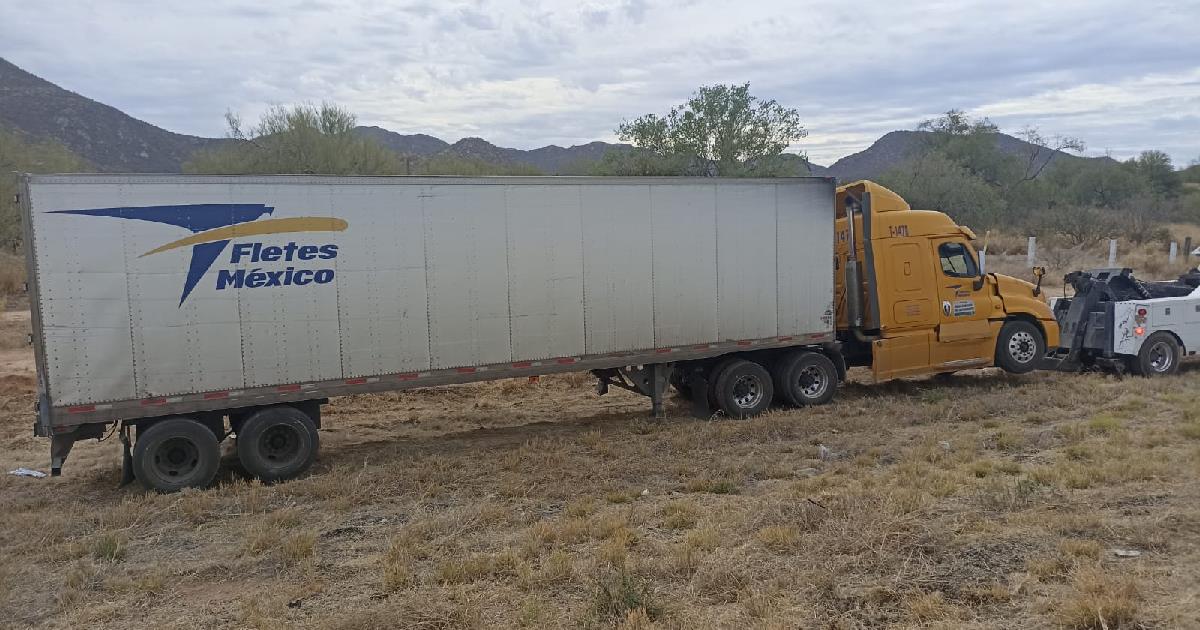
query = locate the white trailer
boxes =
[20,174,840,491]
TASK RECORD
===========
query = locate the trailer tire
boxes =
[133,417,221,493]
[995,320,1044,374]
[706,357,744,411]
[236,406,319,483]
[713,359,774,419]
[774,351,838,406]
[1132,332,1181,377]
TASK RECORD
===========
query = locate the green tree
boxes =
[185,103,404,175]
[878,152,1006,229]
[881,110,1091,229]
[1045,158,1146,208]
[1125,150,1181,198]
[1183,159,1200,184]
[0,128,90,252]
[613,83,806,176]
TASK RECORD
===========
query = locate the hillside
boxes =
[0,58,227,172]
[353,126,450,156]
[822,130,1099,182]
[355,127,629,174]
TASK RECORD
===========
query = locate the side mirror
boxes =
[972,251,987,291]
[1032,266,1046,297]
[969,248,988,292]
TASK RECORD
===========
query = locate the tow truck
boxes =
[1047,267,1200,375]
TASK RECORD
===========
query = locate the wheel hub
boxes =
[259,425,301,462]
[796,365,828,398]
[731,375,763,409]
[1008,331,1037,364]
[1149,342,1173,372]
[153,437,200,478]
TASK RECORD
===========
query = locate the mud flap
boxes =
[120,429,135,487]
[687,374,711,418]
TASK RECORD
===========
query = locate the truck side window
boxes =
[938,242,978,278]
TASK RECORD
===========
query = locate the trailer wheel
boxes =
[706,357,744,411]
[774,351,838,406]
[713,359,774,419]
[236,406,319,483]
[1132,332,1181,377]
[132,417,221,493]
[995,320,1044,374]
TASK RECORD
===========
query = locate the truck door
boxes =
[931,239,994,368]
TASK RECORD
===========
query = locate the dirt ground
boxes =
[1,308,1199,629]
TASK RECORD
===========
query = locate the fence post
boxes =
[1108,239,1118,267]
[1170,242,1178,264]
[1187,237,1194,263]
[1026,236,1036,268]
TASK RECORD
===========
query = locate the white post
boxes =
[1170,242,1178,264]
[1026,236,1036,268]
[1108,239,1118,267]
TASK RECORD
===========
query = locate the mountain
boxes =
[822,129,1098,182]
[353,126,450,156]
[351,128,628,174]
[0,57,227,172]
[441,137,627,173]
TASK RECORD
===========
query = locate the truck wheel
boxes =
[713,359,774,419]
[236,406,319,483]
[1132,332,1181,377]
[133,417,221,493]
[774,351,838,406]
[995,320,1044,374]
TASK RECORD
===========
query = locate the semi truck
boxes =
[18,174,1058,492]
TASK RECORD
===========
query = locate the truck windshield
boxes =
[939,242,978,277]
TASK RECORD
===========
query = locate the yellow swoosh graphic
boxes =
[140,217,348,257]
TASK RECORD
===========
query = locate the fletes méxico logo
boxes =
[53,204,348,305]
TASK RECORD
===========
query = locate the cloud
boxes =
[0,0,1197,165]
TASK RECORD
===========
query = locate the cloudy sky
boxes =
[2,0,1197,166]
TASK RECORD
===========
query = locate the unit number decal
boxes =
[942,300,976,317]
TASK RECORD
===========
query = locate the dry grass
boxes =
[2,311,1200,628]
[0,252,23,298]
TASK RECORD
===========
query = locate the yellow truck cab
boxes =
[834,180,1060,380]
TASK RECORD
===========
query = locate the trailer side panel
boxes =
[25,175,835,424]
